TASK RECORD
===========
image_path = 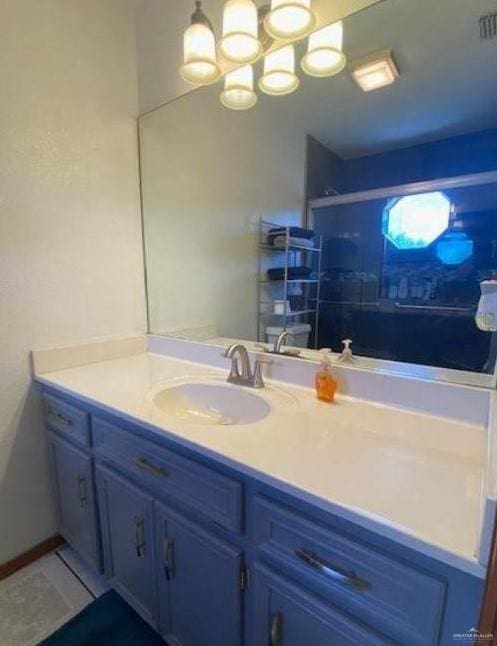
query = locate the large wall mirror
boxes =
[139,0,497,387]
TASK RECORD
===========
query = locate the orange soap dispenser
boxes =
[315,349,337,403]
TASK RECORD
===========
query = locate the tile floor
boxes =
[0,546,109,646]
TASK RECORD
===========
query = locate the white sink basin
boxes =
[153,382,272,426]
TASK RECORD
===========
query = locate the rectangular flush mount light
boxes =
[350,50,399,92]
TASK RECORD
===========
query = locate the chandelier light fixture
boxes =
[264,0,315,40]
[178,1,377,111]
[218,0,262,64]
[259,45,299,96]
[180,2,220,85]
[220,65,258,109]
[301,21,346,77]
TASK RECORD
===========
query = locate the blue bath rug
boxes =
[40,590,165,645]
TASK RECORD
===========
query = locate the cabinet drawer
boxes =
[93,418,243,533]
[255,497,445,646]
[43,394,90,447]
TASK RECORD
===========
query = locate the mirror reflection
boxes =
[140,0,497,386]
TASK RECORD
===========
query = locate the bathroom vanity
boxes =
[35,341,492,646]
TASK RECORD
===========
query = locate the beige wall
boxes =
[0,0,146,563]
[140,86,304,341]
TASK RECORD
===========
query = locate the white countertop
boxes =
[36,351,488,577]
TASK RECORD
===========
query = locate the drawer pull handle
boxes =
[134,517,146,557]
[270,612,283,646]
[77,474,87,508]
[134,457,169,479]
[295,548,370,590]
[163,537,176,581]
[47,406,74,427]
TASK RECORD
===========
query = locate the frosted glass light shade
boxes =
[301,22,346,77]
[180,22,220,85]
[259,45,299,96]
[220,65,258,110]
[219,0,262,64]
[264,0,315,40]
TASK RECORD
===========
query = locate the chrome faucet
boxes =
[223,343,269,388]
[273,330,294,354]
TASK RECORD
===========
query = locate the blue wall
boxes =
[342,128,497,192]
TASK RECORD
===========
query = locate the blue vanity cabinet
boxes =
[96,464,157,626]
[40,388,485,646]
[253,565,392,646]
[48,432,100,570]
[92,416,246,641]
[155,503,243,646]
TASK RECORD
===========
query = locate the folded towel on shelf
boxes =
[267,227,314,244]
[272,235,316,249]
[267,266,314,281]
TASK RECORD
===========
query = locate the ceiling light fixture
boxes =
[264,0,315,40]
[350,50,399,92]
[259,44,300,96]
[180,1,221,85]
[301,21,346,77]
[219,0,262,64]
[178,1,356,109]
[220,65,258,110]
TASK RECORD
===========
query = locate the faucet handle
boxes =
[252,355,272,388]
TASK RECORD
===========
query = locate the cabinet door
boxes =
[254,566,393,646]
[156,503,243,646]
[48,433,99,569]
[96,464,156,625]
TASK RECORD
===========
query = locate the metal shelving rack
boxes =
[257,218,322,347]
